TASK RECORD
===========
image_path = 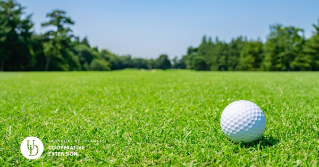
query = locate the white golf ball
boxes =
[220,100,266,143]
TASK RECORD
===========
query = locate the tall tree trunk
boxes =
[45,49,53,71]
[0,60,4,71]
[45,55,51,71]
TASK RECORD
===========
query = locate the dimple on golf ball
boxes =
[220,100,266,143]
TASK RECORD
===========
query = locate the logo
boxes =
[21,137,44,159]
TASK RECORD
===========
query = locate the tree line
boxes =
[186,24,319,71]
[0,0,173,71]
[0,0,318,71]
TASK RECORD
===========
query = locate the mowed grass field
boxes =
[0,70,319,166]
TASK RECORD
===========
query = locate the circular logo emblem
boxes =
[20,137,44,159]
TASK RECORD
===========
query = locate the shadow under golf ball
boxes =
[227,135,279,149]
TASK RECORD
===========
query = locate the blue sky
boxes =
[22,0,319,59]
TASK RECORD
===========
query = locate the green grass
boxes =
[0,70,319,166]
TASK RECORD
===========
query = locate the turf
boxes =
[0,70,319,166]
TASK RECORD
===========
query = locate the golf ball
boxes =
[220,100,266,143]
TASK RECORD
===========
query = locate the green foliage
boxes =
[227,37,247,70]
[131,58,149,69]
[185,47,198,69]
[100,50,131,70]
[172,56,186,69]
[187,36,247,71]
[240,39,263,71]
[0,0,319,71]
[41,9,80,71]
[185,25,317,71]
[41,10,74,32]
[99,50,157,70]
[264,25,308,71]
[90,58,110,71]
[81,36,90,48]
[29,34,47,71]
[304,20,319,70]
[156,54,171,70]
[146,59,156,69]
[212,39,228,71]
[0,0,34,71]
[192,56,207,71]
[74,43,98,70]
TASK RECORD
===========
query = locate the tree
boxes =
[81,36,90,47]
[147,59,156,69]
[172,56,178,68]
[74,44,97,70]
[185,47,198,69]
[227,36,247,70]
[90,58,110,71]
[177,55,187,69]
[0,6,9,71]
[41,10,80,71]
[29,34,47,71]
[212,40,228,71]
[192,56,207,71]
[171,56,186,69]
[264,25,308,71]
[304,20,319,71]
[156,54,171,69]
[100,49,133,70]
[197,36,209,67]
[239,39,263,70]
[132,58,148,69]
[100,49,117,69]
[0,0,34,71]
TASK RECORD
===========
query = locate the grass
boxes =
[0,70,319,166]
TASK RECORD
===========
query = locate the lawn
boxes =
[0,70,318,166]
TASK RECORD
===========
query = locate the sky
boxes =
[22,0,319,59]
